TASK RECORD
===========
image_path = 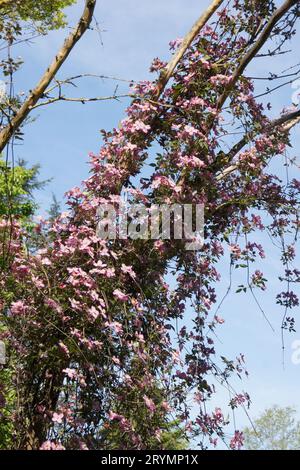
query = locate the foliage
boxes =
[243,406,300,450]
[48,194,61,224]
[0,157,46,220]
[0,156,48,448]
[0,0,77,32]
[0,367,15,450]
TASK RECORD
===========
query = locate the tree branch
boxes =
[0,0,97,153]
[43,74,134,96]
[216,0,299,112]
[153,0,225,100]
[216,109,300,180]
[32,94,129,109]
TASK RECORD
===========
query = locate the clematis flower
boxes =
[230,431,244,450]
[169,37,183,50]
[10,301,27,316]
[52,412,64,424]
[40,441,65,450]
[143,395,156,413]
[113,289,129,302]
[121,264,136,279]
[63,368,77,380]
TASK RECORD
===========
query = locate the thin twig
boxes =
[216,0,299,112]
[0,0,97,153]
[32,94,130,108]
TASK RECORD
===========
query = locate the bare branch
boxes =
[44,74,134,95]
[0,0,97,153]
[32,94,129,109]
[246,66,300,81]
[253,76,300,100]
[153,0,225,100]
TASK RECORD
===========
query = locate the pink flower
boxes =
[104,268,115,278]
[45,298,62,313]
[113,289,129,302]
[277,142,286,153]
[183,72,195,83]
[230,431,244,450]
[66,186,82,199]
[40,441,52,450]
[63,368,77,380]
[194,392,203,404]
[58,341,70,356]
[52,412,64,424]
[213,407,224,423]
[178,155,205,169]
[69,298,81,311]
[124,142,138,152]
[122,119,150,134]
[143,395,156,413]
[169,37,183,50]
[10,301,27,316]
[238,93,250,102]
[154,239,165,253]
[176,370,188,380]
[107,321,123,334]
[180,97,206,109]
[132,80,156,95]
[230,394,249,408]
[108,411,123,421]
[151,175,175,190]
[121,264,136,279]
[198,57,211,69]
[210,74,232,86]
[150,57,167,72]
[183,125,200,137]
[31,275,45,289]
[161,401,171,412]
[88,306,100,320]
[14,264,30,276]
[214,315,225,324]
[79,441,89,450]
[209,437,218,447]
[40,440,65,450]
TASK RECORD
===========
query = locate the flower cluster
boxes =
[1,0,300,450]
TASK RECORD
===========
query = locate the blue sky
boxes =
[6,0,300,442]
